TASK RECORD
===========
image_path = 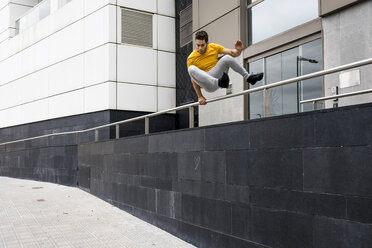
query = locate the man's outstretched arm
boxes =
[191,79,207,105]
[223,40,244,57]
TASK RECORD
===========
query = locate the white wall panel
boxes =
[49,54,84,96]
[158,87,175,111]
[84,44,110,87]
[0,107,21,128]
[83,5,110,51]
[158,51,175,88]
[33,37,49,71]
[84,0,108,16]
[48,89,84,119]
[117,0,157,13]
[20,69,49,104]
[20,98,49,124]
[117,44,157,85]
[0,28,9,43]
[158,0,175,17]
[157,15,175,52]
[117,83,157,112]
[0,80,22,109]
[0,6,9,33]
[48,0,84,35]
[48,19,84,65]
[84,82,116,113]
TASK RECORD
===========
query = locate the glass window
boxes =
[249,39,322,119]
[249,59,264,119]
[248,0,318,44]
[58,0,72,8]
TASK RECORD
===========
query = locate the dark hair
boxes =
[195,30,208,43]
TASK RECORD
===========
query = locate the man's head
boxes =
[195,30,208,54]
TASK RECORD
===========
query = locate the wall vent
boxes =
[180,5,192,47]
[121,8,153,48]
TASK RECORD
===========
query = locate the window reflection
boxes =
[248,0,318,44]
[249,39,322,119]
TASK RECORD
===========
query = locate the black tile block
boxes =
[201,151,226,183]
[314,106,372,147]
[156,190,175,218]
[347,196,372,224]
[78,165,90,189]
[5,141,26,152]
[200,182,226,200]
[49,133,77,146]
[148,133,174,153]
[232,203,250,239]
[205,123,250,151]
[114,136,148,154]
[226,149,303,189]
[225,184,250,204]
[251,187,346,219]
[200,198,231,234]
[173,129,204,152]
[24,137,48,149]
[141,176,157,188]
[181,194,202,225]
[250,207,313,248]
[304,146,372,197]
[177,152,202,181]
[142,153,177,179]
[314,216,372,248]
[90,141,114,155]
[250,115,315,149]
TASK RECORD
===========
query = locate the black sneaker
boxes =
[247,72,264,85]
[218,72,230,88]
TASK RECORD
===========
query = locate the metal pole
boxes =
[145,117,149,134]
[95,129,98,142]
[264,88,269,117]
[115,124,119,139]
[313,101,317,110]
[189,106,194,128]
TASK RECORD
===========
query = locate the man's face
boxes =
[195,39,208,54]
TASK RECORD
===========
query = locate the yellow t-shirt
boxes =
[187,43,225,72]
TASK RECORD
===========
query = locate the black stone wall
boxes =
[77,103,372,248]
[0,110,175,185]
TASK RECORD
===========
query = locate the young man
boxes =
[187,30,264,105]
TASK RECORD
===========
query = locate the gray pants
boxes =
[188,55,250,92]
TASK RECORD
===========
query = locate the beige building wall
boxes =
[192,0,245,126]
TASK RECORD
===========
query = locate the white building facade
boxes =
[0,0,176,128]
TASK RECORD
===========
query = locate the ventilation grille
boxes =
[122,9,153,48]
[180,5,192,47]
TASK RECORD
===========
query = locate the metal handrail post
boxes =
[95,129,98,142]
[115,124,119,139]
[145,118,149,134]
[189,106,194,128]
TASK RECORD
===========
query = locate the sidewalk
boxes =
[0,177,195,248]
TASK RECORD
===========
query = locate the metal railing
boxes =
[1,57,372,146]
[300,88,372,110]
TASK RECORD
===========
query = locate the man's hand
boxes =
[198,96,207,105]
[235,40,243,52]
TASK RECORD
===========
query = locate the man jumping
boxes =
[187,30,264,105]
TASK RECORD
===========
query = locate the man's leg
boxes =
[188,65,220,92]
[209,55,263,85]
[208,55,249,79]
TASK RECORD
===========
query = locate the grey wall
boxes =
[323,0,372,108]
[77,102,372,248]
